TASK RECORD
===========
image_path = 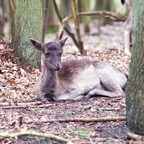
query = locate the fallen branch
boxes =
[27,116,125,124]
[127,132,144,141]
[0,101,72,109]
[0,130,74,143]
[1,103,53,109]
[0,101,42,106]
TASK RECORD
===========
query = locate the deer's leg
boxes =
[85,88,124,98]
[36,90,54,102]
[86,73,125,98]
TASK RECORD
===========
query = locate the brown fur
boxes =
[58,59,92,82]
[30,38,127,102]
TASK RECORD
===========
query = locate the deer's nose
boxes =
[54,64,61,71]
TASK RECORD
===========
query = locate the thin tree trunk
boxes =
[8,0,14,35]
[126,0,144,135]
[42,0,49,43]
[0,0,4,36]
[81,0,90,33]
[47,0,57,33]
[12,0,42,69]
[70,0,86,55]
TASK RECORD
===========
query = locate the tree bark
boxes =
[12,0,42,69]
[126,0,144,135]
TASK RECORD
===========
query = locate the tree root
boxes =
[0,130,74,143]
[127,132,144,141]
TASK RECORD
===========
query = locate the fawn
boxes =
[30,37,127,101]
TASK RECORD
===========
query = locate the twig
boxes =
[1,103,53,109]
[127,132,144,141]
[56,16,72,41]
[53,0,79,48]
[0,101,73,108]
[0,101,42,106]
[0,130,74,143]
[27,117,125,124]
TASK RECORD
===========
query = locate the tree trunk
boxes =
[12,0,42,69]
[42,0,49,43]
[0,0,4,36]
[126,0,144,135]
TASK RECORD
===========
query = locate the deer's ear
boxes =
[59,37,68,47]
[30,38,42,50]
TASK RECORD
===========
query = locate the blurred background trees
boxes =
[0,0,126,39]
[0,0,127,67]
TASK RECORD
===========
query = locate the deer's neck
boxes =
[40,65,58,94]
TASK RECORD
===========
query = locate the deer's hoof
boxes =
[85,93,92,99]
[124,50,131,56]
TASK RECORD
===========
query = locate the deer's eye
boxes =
[59,53,62,57]
[45,53,50,57]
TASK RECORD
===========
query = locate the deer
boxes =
[30,37,127,102]
[121,0,133,56]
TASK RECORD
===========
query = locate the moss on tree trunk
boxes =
[12,0,42,68]
[126,0,144,135]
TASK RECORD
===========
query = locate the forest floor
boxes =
[0,23,135,144]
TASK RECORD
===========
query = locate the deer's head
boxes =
[30,37,68,71]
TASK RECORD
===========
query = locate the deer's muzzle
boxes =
[54,63,61,71]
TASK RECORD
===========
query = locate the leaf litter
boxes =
[0,23,131,144]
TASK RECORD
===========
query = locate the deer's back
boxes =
[54,59,127,101]
[54,60,102,100]
[58,59,94,81]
